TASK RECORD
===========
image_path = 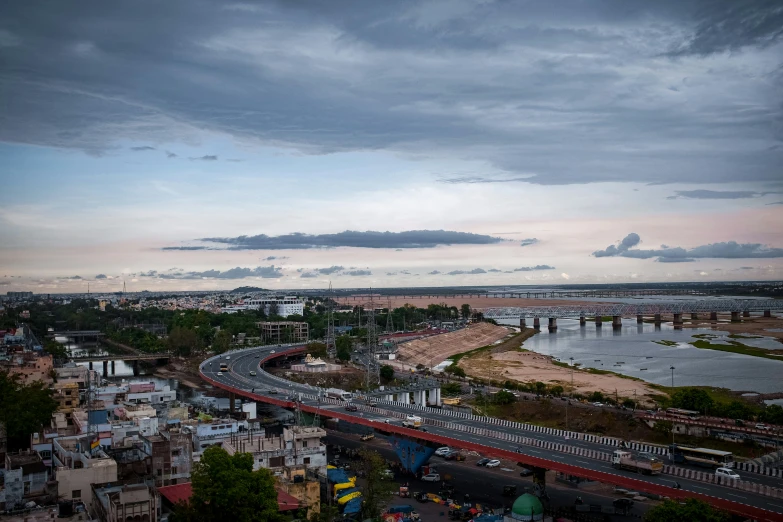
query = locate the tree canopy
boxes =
[379,365,395,381]
[0,371,58,451]
[644,498,729,522]
[671,388,713,413]
[335,335,352,361]
[170,446,283,522]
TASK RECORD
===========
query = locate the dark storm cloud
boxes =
[428,270,441,275]
[513,265,556,271]
[344,269,371,276]
[768,201,783,206]
[63,275,82,279]
[667,190,780,200]
[95,274,107,279]
[139,270,158,277]
[184,265,283,279]
[487,269,501,273]
[187,230,503,250]
[594,234,783,261]
[300,272,317,278]
[130,145,155,151]
[2,1,781,186]
[317,266,344,275]
[520,238,539,247]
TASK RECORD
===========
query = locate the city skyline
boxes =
[1,1,782,292]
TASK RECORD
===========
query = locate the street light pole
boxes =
[670,366,675,389]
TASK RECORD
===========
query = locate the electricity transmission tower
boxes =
[365,293,380,391]
[325,282,336,359]
[385,298,394,333]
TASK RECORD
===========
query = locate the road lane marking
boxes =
[689,485,709,491]
[724,493,747,500]
[575,460,591,465]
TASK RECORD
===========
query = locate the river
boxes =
[496,319,783,393]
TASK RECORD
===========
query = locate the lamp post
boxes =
[669,366,676,444]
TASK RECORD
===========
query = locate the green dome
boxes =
[508,494,544,521]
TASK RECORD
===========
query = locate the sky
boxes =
[1,0,782,293]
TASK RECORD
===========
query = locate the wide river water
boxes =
[497,318,783,393]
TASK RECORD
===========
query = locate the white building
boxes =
[222,296,304,317]
[223,426,327,474]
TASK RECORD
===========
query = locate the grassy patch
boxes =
[728,334,763,339]
[692,333,720,340]
[690,339,783,361]
[585,367,644,382]
[653,340,678,347]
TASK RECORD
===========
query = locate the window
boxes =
[72,489,81,499]
[302,441,308,448]
[157,469,162,476]
[303,457,310,464]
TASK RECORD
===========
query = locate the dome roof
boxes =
[510,493,544,518]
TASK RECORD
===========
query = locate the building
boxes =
[157,482,302,517]
[54,381,81,414]
[291,354,342,373]
[52,435,119,513]
[259,321,309,343]
[222,426,327,473]
[140,430,193,486]
[6,291,33,299]
[223,296,304,317]
[0,352,53,385]
[1,451,53,509]
[91,482,160,522]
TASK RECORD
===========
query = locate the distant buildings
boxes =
[259,321,309,343]
[222,296,304,317]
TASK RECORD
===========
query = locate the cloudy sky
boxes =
[1,0,782,293]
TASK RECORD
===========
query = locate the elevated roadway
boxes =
[201,345,783,521]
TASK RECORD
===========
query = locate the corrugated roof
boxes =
[158,482,300,511]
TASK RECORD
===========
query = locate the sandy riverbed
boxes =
[680,314,783,344]
[337,296,604,309]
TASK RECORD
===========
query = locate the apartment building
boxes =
[52,435,118,513]
[259,321,309,343]
[92,483,160,522]
[222,426,326,473]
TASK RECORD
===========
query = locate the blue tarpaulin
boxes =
[336,487,360,500]
[327,468,350,484]
[389,437,436,473]
[343,497,362,514]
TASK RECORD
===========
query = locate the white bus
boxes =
[669,444,734,468]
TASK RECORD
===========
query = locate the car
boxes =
[593,402,604,407]
[755,424,770,430]
[518,467,533,477]
[421,473,440,482]
[716,467,740,480]
[360,433,375,441]
[217,372,223,376]
[225,355,230,360]
[485,459,501,468]
[270,350,275,354]
[613,498,634,509]
[345,404,358,412]
[268,389,278,394]
[249,371,256,376]
[255,355,259,358]
[435,447,451,457]
[445,451,465,461]
[368,400,378,407]
[476,458,491,466]
[734,419,745,427]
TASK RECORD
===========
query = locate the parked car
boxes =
[476,458,491,466]
[249,371,256,376]
[345,404,358,412]
[368,400,378,407]
[613,498,634,509]
[444,451,464,461]
[716,467,740,480]
[422,473,441,482]
[735,419,745,427]
[518,467,533,477]
[485,460,501,468]
[593,402,604,407]
[435,447,451,457]
[360,433,375,441]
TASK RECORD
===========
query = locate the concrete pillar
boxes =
[673,313,682,330]
[764,310,771,318]
[731,311,741,323]
[743,310,750,318]
[710,311,718,321]
[637,315,643,324]
[89,361,93,370]
[533,317,540,330]
[102,360,108,376]
[111,360,115,374]
[399,392,410,404]
[435,387,441,406]
[691,313,698,320]
[520,317,526,329]
[229,392,236,413]
[579,316,586,326]
[595,316,602,327]
[133,360,139,376]
[612,316,622,329]
[413,391,423,406]
[654,314,661,325]
[548,317,557,332]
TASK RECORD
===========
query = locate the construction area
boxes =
[395,322,512,368]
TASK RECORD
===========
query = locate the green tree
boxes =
[550,385,564,397]
[43,339,69,360]
[306,342,328,359]
[212,329,232,354]
[760,404,783,425]
[653,420,673,436]
[356,449,394,519]
[441,382,462,396]
[380,365,395,381]
[0,372,58,451]
[310,504,339,522]
[534,381,547,395]
[671,388,714,414]
[167,326,201,356]
[170,446,284,522]
[460,304,471,319]
[494,390,516,405]
[644,498,729,522]
[335,335,352,361]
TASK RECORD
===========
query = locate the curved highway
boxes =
[200,344,783,521]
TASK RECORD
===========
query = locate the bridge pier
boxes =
[710,311,718,321]
[612,315,622,329]
[133,360,140,376]
[654,314,662,326]
[637,314,643,324]
[102,360,108,377]
[88,361,93,370]
[430,388,441,406]
[548,317,557,332]
[579,316,586,326]
[691,313,698,320]
[229,392,236,413]
[731,311,741,323]
[673,313,683,329]
[743,310,750,318]
[111,360,115,374]
[594,316,602,327]
[413,390,425,406]
[519,317,526,329]
[398,392,410,404]
[764,310,772,318]
[533,317,540,330]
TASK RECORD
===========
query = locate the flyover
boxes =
[201,344,783,521]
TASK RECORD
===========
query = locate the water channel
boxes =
[496,319,783,393]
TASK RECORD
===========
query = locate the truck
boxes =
[325,388,353,401]
[402,415,422,429]
[612,450,663,475]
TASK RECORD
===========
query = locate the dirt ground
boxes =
[458,333,660,404]
[681,314,783,344]
[337,296,605,310]
[268,366,367,390]
[396,322,512,367]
